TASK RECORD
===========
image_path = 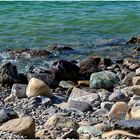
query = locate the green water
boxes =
[0,1,140,70]
[0,1,140,49]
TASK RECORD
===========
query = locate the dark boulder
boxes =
[78,56,101,79]
[51,60,80,81]
[0,62,19,87]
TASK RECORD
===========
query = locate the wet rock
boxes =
[0,108,18,123]
[90,71,119,90]
[59,80,75,89]
[31,49,51,57]
[68,87,100,107]
[101,102,114,110]
[45,114,79,130]
[0,62,19,86]
[133,76,140,85]
[29,96,52,107]
[78,56,101,79]
[98,58,113,70]
[18,73,28,84]
[61,129,79,139]
[51,60,80,81]
[77,126,102,137]
[68,100,92,112]
[26,78,53,98]
[131,85,140,96]
[130,106,140,119]
[11,84,27,98]
[108,102,129,120]
[77,80,90,87]
[136,67,140,76]
[126,36,140,45]
[122,72,135,86]
[27,72,58,89]
[115,120,140,134]
[0,116,35,138]
[109,91,129,102]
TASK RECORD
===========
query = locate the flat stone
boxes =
[45,114,79,130]
[109,91,129,102]
[90,71,119,89]
[0,108,18,123]
[115,120,140,134]
[68,100,92,112]
[77,126,102,137]
[0,116,35,138]
[133,76,140,85]
[108,102,129,120]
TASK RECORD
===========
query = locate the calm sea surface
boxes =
[0,1,140,70]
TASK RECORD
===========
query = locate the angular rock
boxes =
[115,120,140,134]
[133,76,140,85]
[26,78,53,98]
[59,80,75,89]
[98,90,111,102]
[27,72,58,89]
[136,67,140,76]
[11,84,27,98]
[45,114,79,130]
[130,106,140,119]
[51,60,80,81]
[93,109,109,117]
[0,62,19,86]
[101,102,114,110]
[61,129,79,139]
[109,91,129,102]
[68,87,100,107]
[0,116,35,138]
[77,126,102,137]
[108,102,129,120]
[68,100,92,112]
[131,85,140,96]
[90,71,119,89]
[0,108,18,123]
[78,56,101,79]
[122,72,135,86]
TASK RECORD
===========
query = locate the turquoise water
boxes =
[0,1,140,49]
[0,1,140,70]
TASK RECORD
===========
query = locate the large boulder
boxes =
[0,116,35,138]
[90,71,119,89]
[0,62,19,86]
[26,78,53,98]
[78,56,101,79]
[51,60,80,81]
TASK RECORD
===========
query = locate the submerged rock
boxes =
[90,71,119,90]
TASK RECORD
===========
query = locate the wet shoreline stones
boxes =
[0,38,139,139]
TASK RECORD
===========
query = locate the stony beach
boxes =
[0,36,139,139]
